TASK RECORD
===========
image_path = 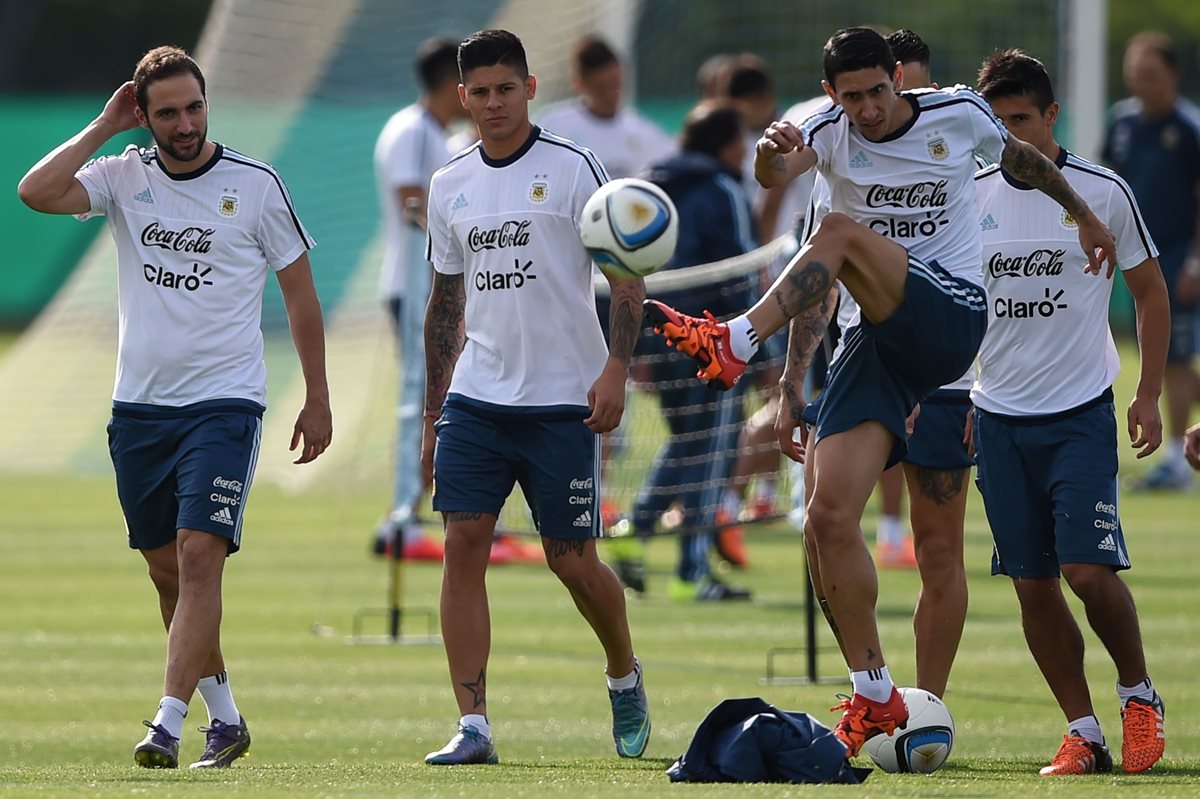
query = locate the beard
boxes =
[153,127,208,163]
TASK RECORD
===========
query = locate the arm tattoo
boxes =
[607,277,645,366]
[1001,138,1089,218]
[780,286,836,422]
[546,538,586,559]
[768,153,787,172]
[424,272,466,415]
[913,466,967,506]
[460,669,486,709]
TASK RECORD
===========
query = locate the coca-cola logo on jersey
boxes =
[467,220,531,252]
[140,222,214,254]
[865,180,949,210]
[988,248,1065,279]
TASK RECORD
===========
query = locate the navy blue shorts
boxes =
[973,397,1131,579]
[813,257,986,467]
[433,402,603,539]
[107,401,263,554]
[1159,241,1199,362]
[905,390,973,470]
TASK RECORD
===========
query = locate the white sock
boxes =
[850,666,894,703]
[877,515,903,547]
[1164,441,1185,469]
[1117,676,1156,705]
[197,671,241,725]
[721,489,742,518]
[151,696,188,740]
[607,658,641,691]
[1067,715,1104,745]
[460,713,490,739]
[726,316,759,363]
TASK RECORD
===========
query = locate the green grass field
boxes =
[2,337,1198,798]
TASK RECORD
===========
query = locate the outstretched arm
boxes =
[18,81,140,215]
[1001,137,1117,277]
[754,120,819,189]
[276,254,332,464]
[422,271,466,476]
[775,284,838,462]
[587,273,645,433]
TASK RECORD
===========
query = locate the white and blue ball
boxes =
[864,688,955,774]
[579,178,678,279]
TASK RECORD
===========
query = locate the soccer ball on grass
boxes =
[579,178,678,278]
[864,687,955,773]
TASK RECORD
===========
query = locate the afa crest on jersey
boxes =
[529,180,548,203]
[927,136,949,161]
[219,193,239,217]
[1061,208,1078,229]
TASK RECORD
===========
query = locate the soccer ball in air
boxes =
[864,688,955,773]
[579,178,678,278]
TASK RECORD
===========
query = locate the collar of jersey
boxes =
[153,142,224,181]
[478,126,540,168]
[863,94,920,144]
[1000,146,1069,191]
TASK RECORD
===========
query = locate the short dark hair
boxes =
[679,101,743,159]
[725,54,774,100]
[696,53,735,98]
[572,35,619,78]
[884,29,930,68]
[977,48,1056,112]
[823,27,896,87]
[1127,30,1179,72]
[415,38,460,92]
[133,46,206,114]
[458,29,529,81]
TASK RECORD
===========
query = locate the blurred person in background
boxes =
[1103,30,1200,491]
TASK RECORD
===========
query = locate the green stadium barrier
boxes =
[0,96,145,327]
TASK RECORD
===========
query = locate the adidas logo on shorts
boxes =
[1097,533,1117,552]
[573,510,592,528]
[210,506,235,526]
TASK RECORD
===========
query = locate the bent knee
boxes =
[1061,563,1120,599]
[804,497,858,542]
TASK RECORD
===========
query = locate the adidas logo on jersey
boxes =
[1097,533,1118,552]
[981,213,998,231]
[210,506,235,526]
[849,151,873,168]
[451,193,469,210]
[134,187,154,204]
[573,509,593,528]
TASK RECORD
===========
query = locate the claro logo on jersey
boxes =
[864,180,949,238]
[988,249,1065,279]
[467,220,532,252]
[140,222,215,253]
[476,258,537,291]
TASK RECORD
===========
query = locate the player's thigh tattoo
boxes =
[546,538,586,559]
[460,668,486,709]
[446,511,485,522]
[913,466,968,506]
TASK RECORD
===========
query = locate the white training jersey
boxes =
[776,95,835,237]
[536,99,675,179]
[374,104,452,299]
[76,143,314,408]
[800,85,1007,283]
[971,151,1157,416]
[426,126,611,412]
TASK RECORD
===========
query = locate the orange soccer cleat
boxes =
[1038,733,1113,776]
[643,300,746,390]
[830,688,909,758]
[1121,694,1165,773]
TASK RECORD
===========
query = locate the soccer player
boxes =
[973,49,1168,776]
[17,46,331,768]
[421,29,649,765]
[536,35,674,181]
[798,29,972,699]
[1103,31,1200,491]
[371,37,468,561]
[644,27,1117,758]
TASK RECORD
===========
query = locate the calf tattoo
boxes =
[460,669,486,709]
[773,260,833,320]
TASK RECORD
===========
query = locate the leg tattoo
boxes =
[460,669,486,709]
[913,467,968,507]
